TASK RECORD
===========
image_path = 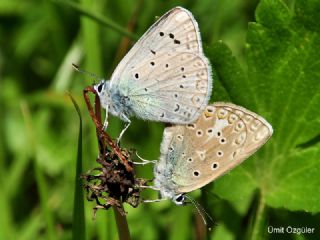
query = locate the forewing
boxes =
[110,7,212,123]
[163,103,273,193]
[111,7,204,87]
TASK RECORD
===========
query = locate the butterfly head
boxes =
[93,80,111,109]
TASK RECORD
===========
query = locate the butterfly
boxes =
[93,7,212,141]
[152,102,273,205]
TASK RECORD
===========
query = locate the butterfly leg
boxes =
[103,118,108,130]
[139,185,159,191]
[143,198,166,203]
[132,151,157,165]
[102,106,109,130]
[116,115,131,144]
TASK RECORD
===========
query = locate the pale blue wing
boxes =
[109,7,212,123]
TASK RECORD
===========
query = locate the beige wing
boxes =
[167,103,273,193]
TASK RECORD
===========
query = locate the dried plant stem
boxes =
[83,86,131,240]
[83,86,133,172]
[113,206,131,240]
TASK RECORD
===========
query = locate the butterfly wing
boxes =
[110,7,212,123]
[159,103,273,194]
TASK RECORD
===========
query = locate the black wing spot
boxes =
[174,104,180,112]
[150,61,155,66]
[144,88,148,92]
[212,163,219,170]
[181,67,185,71]
[180,85,184,88]
[151,49,156,55]
[169,33,174,38]
[135,73,139,79]
[197,130,203,136]
[193,171,200,177]
[165,64,169,68]
[159,32,164,36]
[174,39,181,44]
[182,75,186,78]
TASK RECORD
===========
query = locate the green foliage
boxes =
[69,94,85,240]
[0,0,319,239]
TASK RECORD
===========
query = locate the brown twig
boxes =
[83,85,136,240]
[83,86,133,172]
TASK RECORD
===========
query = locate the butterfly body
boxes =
[93,7,213,138]
[154,103,273,205]
[94,80,134,122]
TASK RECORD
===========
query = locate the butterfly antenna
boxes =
[185,195,216,229]
[72,63,102,83]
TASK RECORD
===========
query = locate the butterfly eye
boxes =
[97,83,103,93]
[174,194,185,205]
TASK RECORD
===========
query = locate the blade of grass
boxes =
[20,100,56,240]
[52,0,138,40]
[19,212,43,240]
[0,188,14,239]
[68,93,86,240]
[0,98,14,239]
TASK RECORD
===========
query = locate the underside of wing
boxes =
[169,103,273,193]
[126,52,211,123]
[110,7,204,88]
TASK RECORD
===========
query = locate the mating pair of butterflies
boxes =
[93,7,273,205]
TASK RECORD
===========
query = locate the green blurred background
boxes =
[1,0,320,239]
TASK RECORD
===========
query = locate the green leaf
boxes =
[69,94,86,240]
[208,0,320,216]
